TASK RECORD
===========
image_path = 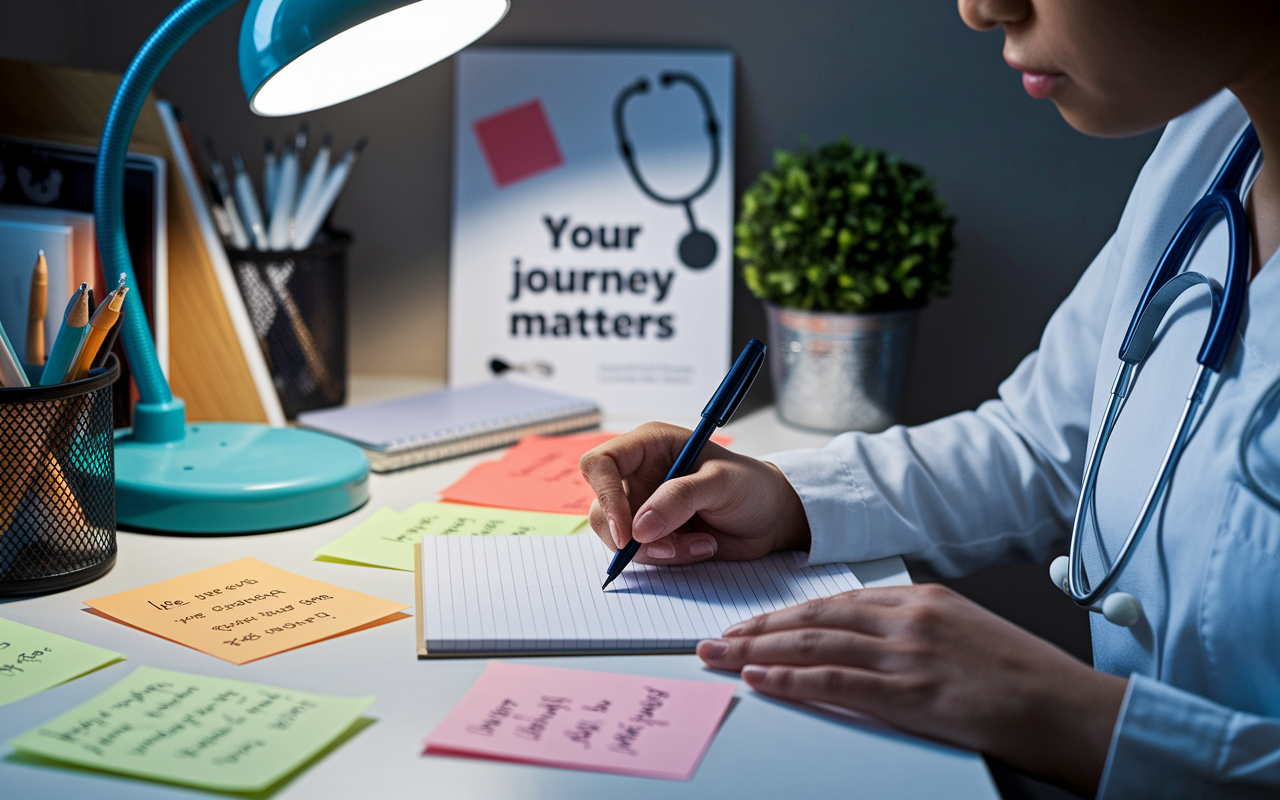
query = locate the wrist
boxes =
[764,461,811,552]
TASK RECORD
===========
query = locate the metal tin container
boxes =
[765,304,917,433]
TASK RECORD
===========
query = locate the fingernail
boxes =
[608,517,621,548]
[633,508,662,540]
[699,638,728,659]
[741,664,768,682]
[689,539,716,558]
[645,539,675,558]
[722,622,747,637]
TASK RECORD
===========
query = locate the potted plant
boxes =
[736,138,956,432]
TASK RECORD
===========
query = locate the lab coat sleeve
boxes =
[1097,674,1280,799]
[766,231,1124,576]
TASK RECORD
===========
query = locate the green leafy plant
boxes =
[736,138,956,313]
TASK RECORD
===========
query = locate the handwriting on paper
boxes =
[84,558,408,665]
[0,618,123,707]
[7,666,373,793]
[424,662,735,781]
[315,503,587,571]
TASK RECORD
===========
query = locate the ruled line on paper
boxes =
[420,534,863,653]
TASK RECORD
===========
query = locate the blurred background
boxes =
[0,4,1161,794]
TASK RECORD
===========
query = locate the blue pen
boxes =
[601,338,768,590]
[40,283,90,386]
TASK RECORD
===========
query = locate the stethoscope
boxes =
[1050,125,1259,626]
[613,71,721,269]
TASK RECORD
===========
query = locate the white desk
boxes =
[0,404,999,799]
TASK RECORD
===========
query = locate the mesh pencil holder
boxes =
[227,232,350,420]
[0,355,119,596]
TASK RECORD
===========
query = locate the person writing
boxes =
[579,1,1280,796]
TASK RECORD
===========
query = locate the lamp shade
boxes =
[240,0,508,116]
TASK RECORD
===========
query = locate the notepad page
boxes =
[420,533,862,653]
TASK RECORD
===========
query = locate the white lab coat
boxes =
[767,90,1280,798]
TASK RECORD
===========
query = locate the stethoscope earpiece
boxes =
[1048,556,1141,627]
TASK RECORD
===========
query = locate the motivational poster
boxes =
[84,558,408,665]
[8,666,373,792]
[450,48,734,417]
[0,617,123,707]
[424,662,735,780]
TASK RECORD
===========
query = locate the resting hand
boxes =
[697,584,1127,796]
[579,422,810,564]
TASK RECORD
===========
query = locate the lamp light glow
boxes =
[244,0,509,116]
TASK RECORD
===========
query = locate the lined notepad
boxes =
[417,534,862,655]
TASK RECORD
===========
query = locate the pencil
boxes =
[68,277,127,382]
[39,284,90,386]
[25,250,47,366]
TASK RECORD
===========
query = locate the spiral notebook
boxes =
[296,381,601,472]
[414,534,863,656]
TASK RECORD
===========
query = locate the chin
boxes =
[1055,102,1168,139]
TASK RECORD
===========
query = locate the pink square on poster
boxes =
[472,99,565,187]
[424,662,736,781]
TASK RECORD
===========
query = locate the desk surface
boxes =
[0,403,999,799]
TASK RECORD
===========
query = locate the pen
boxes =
[292,137,367,250]
[40,283,90,386]
[233,151,269,250]
[263,136,279,212]
[25,250,47,366]
[293,131,331,235]
[68,275,127,381]
[0,314,29,388]
[268,124,306,250]
[601,338,768,590]
[206,140,251,250]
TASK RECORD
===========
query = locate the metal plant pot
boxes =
[765,304,918,433]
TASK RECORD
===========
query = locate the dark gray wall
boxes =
[0,0,1160,424]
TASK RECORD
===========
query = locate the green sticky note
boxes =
[315,502,587,571]
[8,666,374,793]
[0,618,123,707]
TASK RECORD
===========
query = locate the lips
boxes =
[1020,71,1064,99]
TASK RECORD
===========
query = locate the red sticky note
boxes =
[424,662,736,781]
[472,99,564,187]
[438,430,736,515]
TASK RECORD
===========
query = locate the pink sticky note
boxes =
[473,99,564,187]
[424,663,736,781]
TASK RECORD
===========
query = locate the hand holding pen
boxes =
[580,340,811,588]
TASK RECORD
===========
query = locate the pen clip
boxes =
[703,339,766,426]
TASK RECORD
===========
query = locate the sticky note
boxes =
[8,665,373,793]
[438,431,734,515]
[0,618,123,707]
[84,558,409,665]
[424,662,736,781]
[438,432,616,514]
[315,503,587,571]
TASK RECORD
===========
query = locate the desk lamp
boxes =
[105,0,509,533]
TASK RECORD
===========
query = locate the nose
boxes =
[958,0,1030,31]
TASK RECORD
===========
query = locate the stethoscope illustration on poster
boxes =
[613,71,722,270]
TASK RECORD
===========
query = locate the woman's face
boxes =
[958,0,1280,137]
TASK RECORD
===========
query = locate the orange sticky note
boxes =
[438,430,735,515]
[439,432,615,514]
[84,557,409,665]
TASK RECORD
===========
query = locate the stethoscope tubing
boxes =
[1064,125,1257,615]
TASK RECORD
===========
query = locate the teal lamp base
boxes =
[115,420,369,534]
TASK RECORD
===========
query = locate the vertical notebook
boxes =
[415,534,862,656]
